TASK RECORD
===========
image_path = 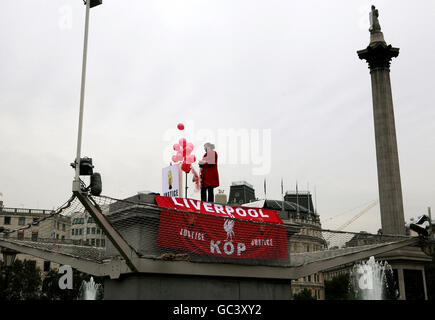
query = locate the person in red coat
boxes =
[199,142,219,202]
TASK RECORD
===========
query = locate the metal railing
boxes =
[0,207,54,215]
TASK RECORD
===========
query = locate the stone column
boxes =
[396,267,406,300]
[357,10,405,236]
[422,268,428,300]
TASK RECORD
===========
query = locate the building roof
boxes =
[0,207,54,216]
[243,199,311,214]
[231,181,254,189]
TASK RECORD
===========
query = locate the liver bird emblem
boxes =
[224,214,235,241]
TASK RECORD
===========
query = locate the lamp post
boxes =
[73,0,102,192]
[2,248,17,268]
[1,247,17,295]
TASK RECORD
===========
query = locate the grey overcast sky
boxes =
[1,0,434,233]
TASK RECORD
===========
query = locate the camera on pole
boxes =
[83,0,102,8]
[71,157,94,176]
[71,157,102,196]
[90,172,102,196]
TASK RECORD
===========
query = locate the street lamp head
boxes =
[1,248,17,268]
[71,157,94,176]
[84,0,102,8]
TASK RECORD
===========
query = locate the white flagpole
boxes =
[73,0,91,191]
[264,178,267,200]
[281,178,284,211]
[296,181,299,217]
[307,182,310,213]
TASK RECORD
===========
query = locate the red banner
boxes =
[156,196,287,259]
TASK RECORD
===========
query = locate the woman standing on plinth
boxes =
[199,142,219,202]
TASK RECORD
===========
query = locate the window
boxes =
[56,234,59,239]
[87,227,90,235]
[91,227,96,235]
[308,275,311,282]
[88,217,95,224]
[101,239,105,247]
[31,231,38,241]
[79,228,83,235]
[61,235,65,240]
[72,229,75,236]
[62,224,66,231]
[73,218,84,225]
[18,217,25,225]
[17,230,24,240]
[91,239,95,246]
[96,228,100,235]
[57,222,60,230]
[43,261,51,272]
[4,216,11,225]
[96,239,100,247]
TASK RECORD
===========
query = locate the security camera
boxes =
[70,157,94,176]
[70,157,102,196]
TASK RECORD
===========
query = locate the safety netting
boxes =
[0,193,415,268]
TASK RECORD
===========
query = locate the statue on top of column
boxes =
[369,5,381,33]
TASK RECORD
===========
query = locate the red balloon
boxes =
[179,138,186,148]
[177,123,185,130]
[181,162,191,173]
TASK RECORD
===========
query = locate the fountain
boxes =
[78,277,103,300]
[350,256,398,300]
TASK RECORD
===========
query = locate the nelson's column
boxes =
[357,6,405,235]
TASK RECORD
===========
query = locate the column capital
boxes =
[357,42,400,70]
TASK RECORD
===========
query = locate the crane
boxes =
[325,200,379,241]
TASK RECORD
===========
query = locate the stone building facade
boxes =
[70,210,106,247]
[0,201,71,272]
[231,183,327,299]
